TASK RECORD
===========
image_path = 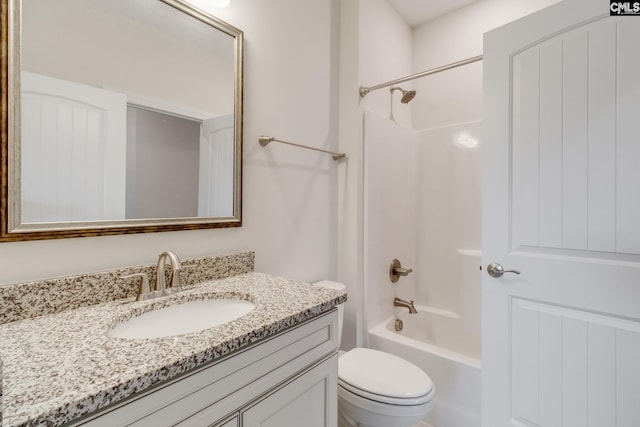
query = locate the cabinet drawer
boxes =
[177,349,337,426]
[73,310,337,426]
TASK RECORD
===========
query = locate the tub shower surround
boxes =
[0,252,346,427]
[0,251,255,324]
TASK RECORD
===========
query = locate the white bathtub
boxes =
[368,310,481,427]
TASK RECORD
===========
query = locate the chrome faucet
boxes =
[121,251,185,301]
[393,297,417,314]
[156,250,183,295]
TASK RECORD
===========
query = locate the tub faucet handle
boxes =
[394,267,413,276]
[389,259,413,283]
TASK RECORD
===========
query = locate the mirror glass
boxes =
[1,0,243,241]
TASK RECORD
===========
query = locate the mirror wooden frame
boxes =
[0,0,243,242]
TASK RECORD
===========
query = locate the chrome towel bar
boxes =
[258,136,347,161]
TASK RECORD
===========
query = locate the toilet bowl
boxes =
[312,281,435,427]
[338,347,434,427]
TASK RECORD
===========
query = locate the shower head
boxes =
[401,89,416,103]
[389,86,417,123]
[390,86,416,104]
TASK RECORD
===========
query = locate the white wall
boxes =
[337,0,363,351]
[22,0,234,117]
[0,0,340,286]
[337,0,413,349]
[412,0,561,130]
[358,0,414,129]
[338,0,564,350]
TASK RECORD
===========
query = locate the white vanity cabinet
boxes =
[70,310,338,427]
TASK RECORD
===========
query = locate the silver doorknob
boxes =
[487,263,521,278]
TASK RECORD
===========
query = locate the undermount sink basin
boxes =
[109,299,255,339]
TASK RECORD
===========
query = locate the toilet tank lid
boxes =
[312,280,346,291]
[339,348,433,399]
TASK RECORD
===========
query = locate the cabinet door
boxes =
[241,355,337,427]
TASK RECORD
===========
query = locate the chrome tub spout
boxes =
[393,297,417,314]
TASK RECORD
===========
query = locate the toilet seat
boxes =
[338,378,434,406]
[338,348,434,406]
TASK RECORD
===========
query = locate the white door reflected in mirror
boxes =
[21,72,234,222]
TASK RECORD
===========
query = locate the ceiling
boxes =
[387,0,479,27]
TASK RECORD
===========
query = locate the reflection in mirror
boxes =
[0,0,243,240]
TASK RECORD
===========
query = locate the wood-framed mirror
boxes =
[0,0,243,242]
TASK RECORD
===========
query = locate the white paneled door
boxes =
[21,72,127,222]
[198,114,234,218]
[482,1,640,426]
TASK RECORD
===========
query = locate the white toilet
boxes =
[313,281,435,427]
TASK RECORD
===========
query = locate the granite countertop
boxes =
[0,272,346,427]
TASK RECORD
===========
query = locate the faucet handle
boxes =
[389,259,413,283]
[122,273,151,301]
